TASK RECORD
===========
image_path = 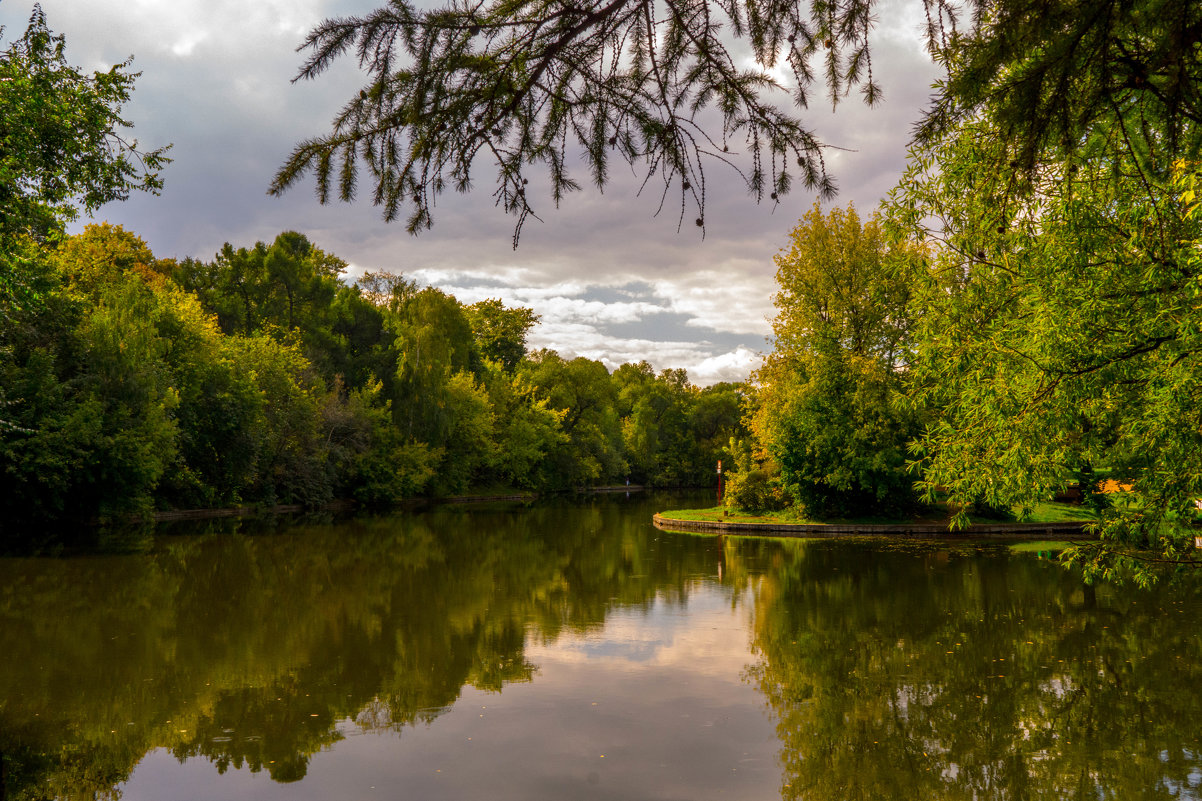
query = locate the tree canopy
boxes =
[0,5,170,246]
[751,203,919,517]
[885,4,1202,579]
[1,217,746,534]
[270,0,1200,243]
[269,0,879,242]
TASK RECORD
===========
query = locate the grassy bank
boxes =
[658,501,1098,528]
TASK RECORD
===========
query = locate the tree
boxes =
[223,335,333,506]
[519,350,624,487]
[888,107,1202,578]
[390,286,477,443]
[152,286,266,508]
[688,382,746,470]
[430,371,497,494]
[875,0,1202,580]
[478,362,567,489]
[0,275,180,525]
[0,5,169,309]
[915,0,1202,185]
[750,203,919,517]
[270,0,1200,242]
[53,222,171,294]
[0,5,170,239]
[174,232,345,339]
[614,362,701,485]
[0,3,169,334]
[466,298,540,373]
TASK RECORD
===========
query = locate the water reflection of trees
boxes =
[736,539,1202,801]
[0,495,725,799]
[7,505,1200,801]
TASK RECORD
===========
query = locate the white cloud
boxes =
[689,346,766,386]
[169,32,207,58]
[650,269,777,337]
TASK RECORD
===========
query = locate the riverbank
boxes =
[652,510,1095,540]
[147,485,651,522]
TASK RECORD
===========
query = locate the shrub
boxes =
[725,467,792,513]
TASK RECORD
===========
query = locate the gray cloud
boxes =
[2,0,941,384]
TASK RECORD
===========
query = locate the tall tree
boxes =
[880,0,1202,579]
[0,5,170,240]
[390,286,477,443]
[750,203,919,517]
[0,275,180,525]
[53,222,171,295]
[174,232,346,339]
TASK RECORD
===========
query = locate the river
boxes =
[1,490,1200,800]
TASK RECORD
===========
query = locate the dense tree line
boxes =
[281,0,1202,582]
[7,0,1202,578]
[0,8,745,536]
[730,144,1200,580]
[0,222,745,531]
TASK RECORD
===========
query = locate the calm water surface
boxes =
[1,491,1201,800]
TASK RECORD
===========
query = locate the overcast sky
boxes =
[1,0,941,385]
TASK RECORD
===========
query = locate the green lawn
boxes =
[659,500,1097,527]
[1019,502,1099,524]
[657,507,821,525]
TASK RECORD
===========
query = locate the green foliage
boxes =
[612,362,744,486]
[0,275,179,524]
[0,5,169,243]
[225,335,332,506]
[915,0,1202,183]
[0,5,168,329]
[155,288,264,507]
[430,371,497,494]
[478,362,567,490]
[759,345,916,518]
[886,79,1202,578]
[519,350,625,488]
[724,465,791,514]
[335,380,438,503]
[390,286,477,447]
[751,204,919,518]
[172,231,345,339]
[466,298,540,373]
[2,214,749,527]
[0,7,770,525]
[53,222,172,295]
[273,0,1198,244]
[615,361,687,484]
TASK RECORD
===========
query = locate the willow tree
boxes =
[886,0,1202,579]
